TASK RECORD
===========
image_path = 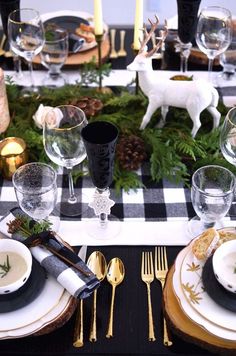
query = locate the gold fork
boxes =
[141,251,156,341]
[155,246,173,346]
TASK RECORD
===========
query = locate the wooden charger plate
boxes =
[163,265,236,354]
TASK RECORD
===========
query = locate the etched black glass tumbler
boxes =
[81,121,119,239]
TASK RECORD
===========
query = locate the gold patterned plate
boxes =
[180,229,236,332]
[173,243,236,340]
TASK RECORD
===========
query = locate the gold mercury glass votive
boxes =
[0,137,28,180]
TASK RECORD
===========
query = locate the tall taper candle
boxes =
[133,0,143,50]
[94,0,103,35]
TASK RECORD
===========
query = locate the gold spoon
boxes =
[106,257,125,338]
[87,251,107,342]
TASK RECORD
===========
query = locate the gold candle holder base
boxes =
[0,137,28,180]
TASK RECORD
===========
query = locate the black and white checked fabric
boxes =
[1,162,236,223]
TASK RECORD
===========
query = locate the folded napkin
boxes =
[0,208,100,299]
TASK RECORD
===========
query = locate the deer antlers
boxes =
[139,16,168,58]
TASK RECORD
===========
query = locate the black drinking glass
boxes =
[176,0,201,72]
[81,121,120,239]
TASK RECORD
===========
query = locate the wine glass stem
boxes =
[99,212,108,227]
[27,60,35,87]
[208,58,214,82]
[67,168,77,204]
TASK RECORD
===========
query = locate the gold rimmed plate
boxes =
[179,229,236,332]
[172,243,236,340]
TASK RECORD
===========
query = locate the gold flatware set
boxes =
[141,246,172,345]
[73,251,125,347]
[73,246,171,348]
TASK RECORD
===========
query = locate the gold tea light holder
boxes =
[0,137,28,180]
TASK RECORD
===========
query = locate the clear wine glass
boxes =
[188,165,235,237]
[8,8,45,93]
[196,6,232,83]
[40,25,68,88]
[220,107,236,166]
[43,105,88,217]
[81,120,120,240]
[217,40,236,86]
[12,162,58,224]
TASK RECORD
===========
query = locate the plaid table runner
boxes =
[1,162,236,224]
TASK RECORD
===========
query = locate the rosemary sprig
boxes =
[7,215,52,238]
[0,255,11,278]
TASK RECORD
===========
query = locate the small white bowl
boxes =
[212,239,236,293]
[0,239,32,294]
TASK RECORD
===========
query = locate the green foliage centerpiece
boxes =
[2,69,234,193]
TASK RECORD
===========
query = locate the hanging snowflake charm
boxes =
[89,189,115,216]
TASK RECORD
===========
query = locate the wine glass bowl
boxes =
[188,165,235,237]
[40,25,69,87]
[12,162,57,221]
[220,107,236,167]
[196,6,232,82]
[8,8,45,93]
[81,121,119,239]
[43,105,88,217]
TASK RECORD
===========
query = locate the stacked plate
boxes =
[165,227,236,351]
[0,259,74,339]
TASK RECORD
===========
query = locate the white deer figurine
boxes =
[127,16,221,138]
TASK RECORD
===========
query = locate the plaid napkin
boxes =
[0,208,100,299]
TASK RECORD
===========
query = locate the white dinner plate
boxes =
[173,242,236,341]
[0,271,72,338]
[0,290,72,339]
[180,231,236,332]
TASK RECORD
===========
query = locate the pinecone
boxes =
[116,134,147,171]
[68,96,103,118]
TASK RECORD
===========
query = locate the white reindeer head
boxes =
[127,16,168,72]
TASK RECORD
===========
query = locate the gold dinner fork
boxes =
[141,251,156,341]
[155,246,173,346]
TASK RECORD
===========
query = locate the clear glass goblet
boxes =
[188,164,235,237]
[43,105,88,217]
[12,162,58,227]
[196,6,232,83]
[81,121,120,240]
[40,25,68,88]
[217,40,236,86]
[220,107,236,166]
[8,8,45,94]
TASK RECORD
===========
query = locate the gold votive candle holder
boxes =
[0,137,28,180]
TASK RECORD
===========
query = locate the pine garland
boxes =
[2,78,235,193]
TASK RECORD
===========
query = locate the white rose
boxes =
[33,104,53,129]
[33,105,63,129]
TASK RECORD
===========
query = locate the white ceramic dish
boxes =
[173,241,236,340]
[0,239,32,294]
[179,230,236,332]
[213,239,236,293]
[0,273,64,332]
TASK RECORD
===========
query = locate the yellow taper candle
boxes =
[94,0,103,35]
[133,0,143,50]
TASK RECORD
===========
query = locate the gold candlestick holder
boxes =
[95,34,103,91]
[132,48,139,95]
